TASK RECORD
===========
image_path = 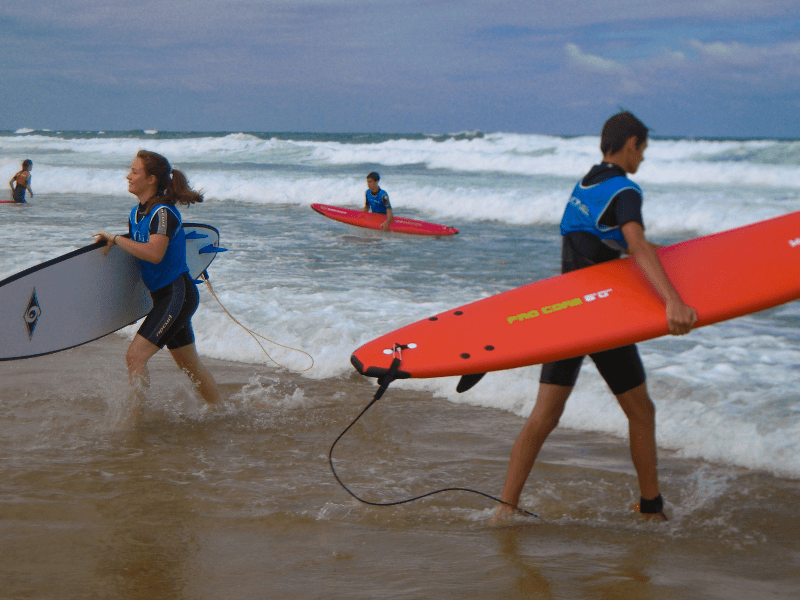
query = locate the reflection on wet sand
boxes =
[1,335,799,599]
[94,431,198,599]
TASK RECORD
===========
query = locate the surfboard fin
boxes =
[185,231,209,240]
[456,372,485,393]
[199,244,228,254]
[194,269,210,284]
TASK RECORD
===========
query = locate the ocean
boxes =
[1,129,799,599]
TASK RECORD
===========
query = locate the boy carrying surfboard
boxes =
[494,111,697,522]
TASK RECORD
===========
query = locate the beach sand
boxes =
[1,335,799,599]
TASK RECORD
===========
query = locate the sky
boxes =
[2,0,800,137]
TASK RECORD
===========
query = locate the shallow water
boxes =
[3,130,800,480]
[1,336,799,599]
[2,130,800,598]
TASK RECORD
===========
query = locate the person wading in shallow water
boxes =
[362,171,394,232]
[94,150,221,423]
[9,159,33,203]
[493,111,697,523]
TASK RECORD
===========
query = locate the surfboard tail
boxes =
[350,353,411,381]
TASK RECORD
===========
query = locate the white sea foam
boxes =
[2,130,799,479]
[4,131,799,237]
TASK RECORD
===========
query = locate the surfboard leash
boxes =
[328,343,538,518]
[198,272,314,373]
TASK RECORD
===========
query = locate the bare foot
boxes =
[109,397,143,431]
[490,503,517,525]
[202,399,226,415]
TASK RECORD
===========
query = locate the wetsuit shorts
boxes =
[12,185,26,203]
[539,343,646,396]
[137,272,198,350]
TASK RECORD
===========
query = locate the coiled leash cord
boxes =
[199,273,314,373]
[328,346,538,517]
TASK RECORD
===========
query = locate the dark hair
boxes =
[600,111,649,155]
[136,149,203,213]
[366,171,380,182]
[21,159,32,170]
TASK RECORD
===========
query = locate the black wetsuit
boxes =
[12,172,29,202]
[539,163,646,395]
[133,206,198,350]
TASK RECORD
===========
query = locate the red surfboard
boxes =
[312,203,458,236]
[351,211,800,383]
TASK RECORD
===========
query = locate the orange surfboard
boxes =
[351,211,800,383]
[312,203,458,236]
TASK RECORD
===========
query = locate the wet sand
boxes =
[1,335,799,599]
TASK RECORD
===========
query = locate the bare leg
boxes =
[169,343,221,405]
[493,383,573,520]
[615,382,666,519]
[122,334,161,424]
[614,382,659,499]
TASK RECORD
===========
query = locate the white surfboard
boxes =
[0,223,225,361]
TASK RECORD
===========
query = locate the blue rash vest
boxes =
[365,188,391,214]
[560,175,642,251]
[129,204,189,291]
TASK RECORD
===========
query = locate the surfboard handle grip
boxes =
[328,350,538,518]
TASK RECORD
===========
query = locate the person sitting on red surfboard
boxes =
[494,111,698,523]
[362,171,394,232]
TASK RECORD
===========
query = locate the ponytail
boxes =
[162,167,204,207]
[136,149,203,214]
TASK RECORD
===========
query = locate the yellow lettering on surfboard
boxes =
[506,289,613,325]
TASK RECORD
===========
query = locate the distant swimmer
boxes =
[493,111,697,523]
[94,150,221,424]
[362,171,393,232]
[9,159,33,203]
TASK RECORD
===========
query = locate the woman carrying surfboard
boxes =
[9,159,33,203]
[94,150,221,421]
[494,112,697,522]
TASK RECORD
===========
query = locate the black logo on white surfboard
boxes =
[24,289,42,339]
